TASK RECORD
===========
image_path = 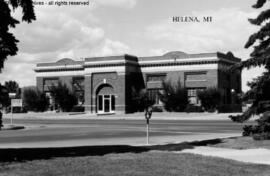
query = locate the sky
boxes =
[0,0,265,91]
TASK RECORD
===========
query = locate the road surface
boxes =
[0,117,252,148]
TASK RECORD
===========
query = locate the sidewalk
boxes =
[2,132,269,166]
[0,132,239,148]
[2,112,265,165]
[181,146,270,165]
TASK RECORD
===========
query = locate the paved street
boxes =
[0,113,253,148]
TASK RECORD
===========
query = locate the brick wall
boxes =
[87,72,126,113]
[36,77,44,92]
[84,75,92,112]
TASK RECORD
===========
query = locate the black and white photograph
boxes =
[0,0,270,175]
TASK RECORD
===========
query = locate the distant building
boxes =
[35,51,242,114]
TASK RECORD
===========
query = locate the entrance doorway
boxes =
[97,94,115,114]
[96,84,115,114]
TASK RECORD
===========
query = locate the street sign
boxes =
[8,93,16,98]
[10,99,22,126]
[11,99,22,107]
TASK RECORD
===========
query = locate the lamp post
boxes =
[231,89,235,104]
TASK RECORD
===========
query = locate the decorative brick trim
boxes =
[35,67,84,72]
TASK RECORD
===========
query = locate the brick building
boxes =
[35,51,242,114]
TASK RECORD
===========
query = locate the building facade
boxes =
[35,51,242,114]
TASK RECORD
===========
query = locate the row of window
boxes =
[43,77,85,91]
[147,88,205,105]
[43,77,85,107]
[43,71,208,89]
[146,72,207,83]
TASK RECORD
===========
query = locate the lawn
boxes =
[211,136,270,150]
[1,151,270,176]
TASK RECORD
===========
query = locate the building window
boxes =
[73,77,85,105]
[98,95,103,111]
[111,95,115,111]
[147,88,163,105]
[236,75,241,93]
[45,92,55,111]
[147,74,166,82]
[43,78,59,91]
[73,77,84,91]
[185,72,206,81]
[187,88,205,105]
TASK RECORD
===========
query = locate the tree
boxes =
[4,80,21,98]
[0,0,36,71]
[23,87,49,112]
[0,0,35,115]
[159,80,189,112]
[1,80,21,109]
[197,87,221,112]
[230,0,270,122]
[4,80,19,93]
[0,84,8,129]
[49,82,78,112]
[0,84,9,107]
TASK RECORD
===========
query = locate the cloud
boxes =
[57,39,130,58]
[148,49,166,56]
[146,8,264,91]
[0,4,132,87]
[13,6,104,55]
[97,39,130,56]
[11,4,132,61]
[96,0,137,9]
[146,8,258,54]
[0,60,35,87]
[0,36,131,87]
[1,5,262,91]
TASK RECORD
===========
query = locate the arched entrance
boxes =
[96,84,115,114]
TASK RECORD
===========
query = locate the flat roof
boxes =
[35,51,241,69]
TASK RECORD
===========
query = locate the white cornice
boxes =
[36,70,85,77]
[141,64,218,72]
[139,57,218,64]
[84,66,125,74]
[84,60,138,66]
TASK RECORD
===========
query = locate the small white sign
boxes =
[11,99,23,107]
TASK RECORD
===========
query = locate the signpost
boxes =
[145,106,153,145]
[10,99,22,125]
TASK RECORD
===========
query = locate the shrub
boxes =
[197,87,221,112]
[152,106,163,112]
[49,82,78,112]
[0,84,9,108]
[241,111,270,140]
[0,112,3,130]
[23,87,49,112]
[131,88,155,112]
[71,105,85,112]
[185,104,204,113]
[218,104,242,113]
[159,80,189,112]
[10,107,28,113]
[242,125,254,136]
[253,133,270,140]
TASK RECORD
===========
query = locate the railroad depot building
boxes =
[35,51,242,114]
